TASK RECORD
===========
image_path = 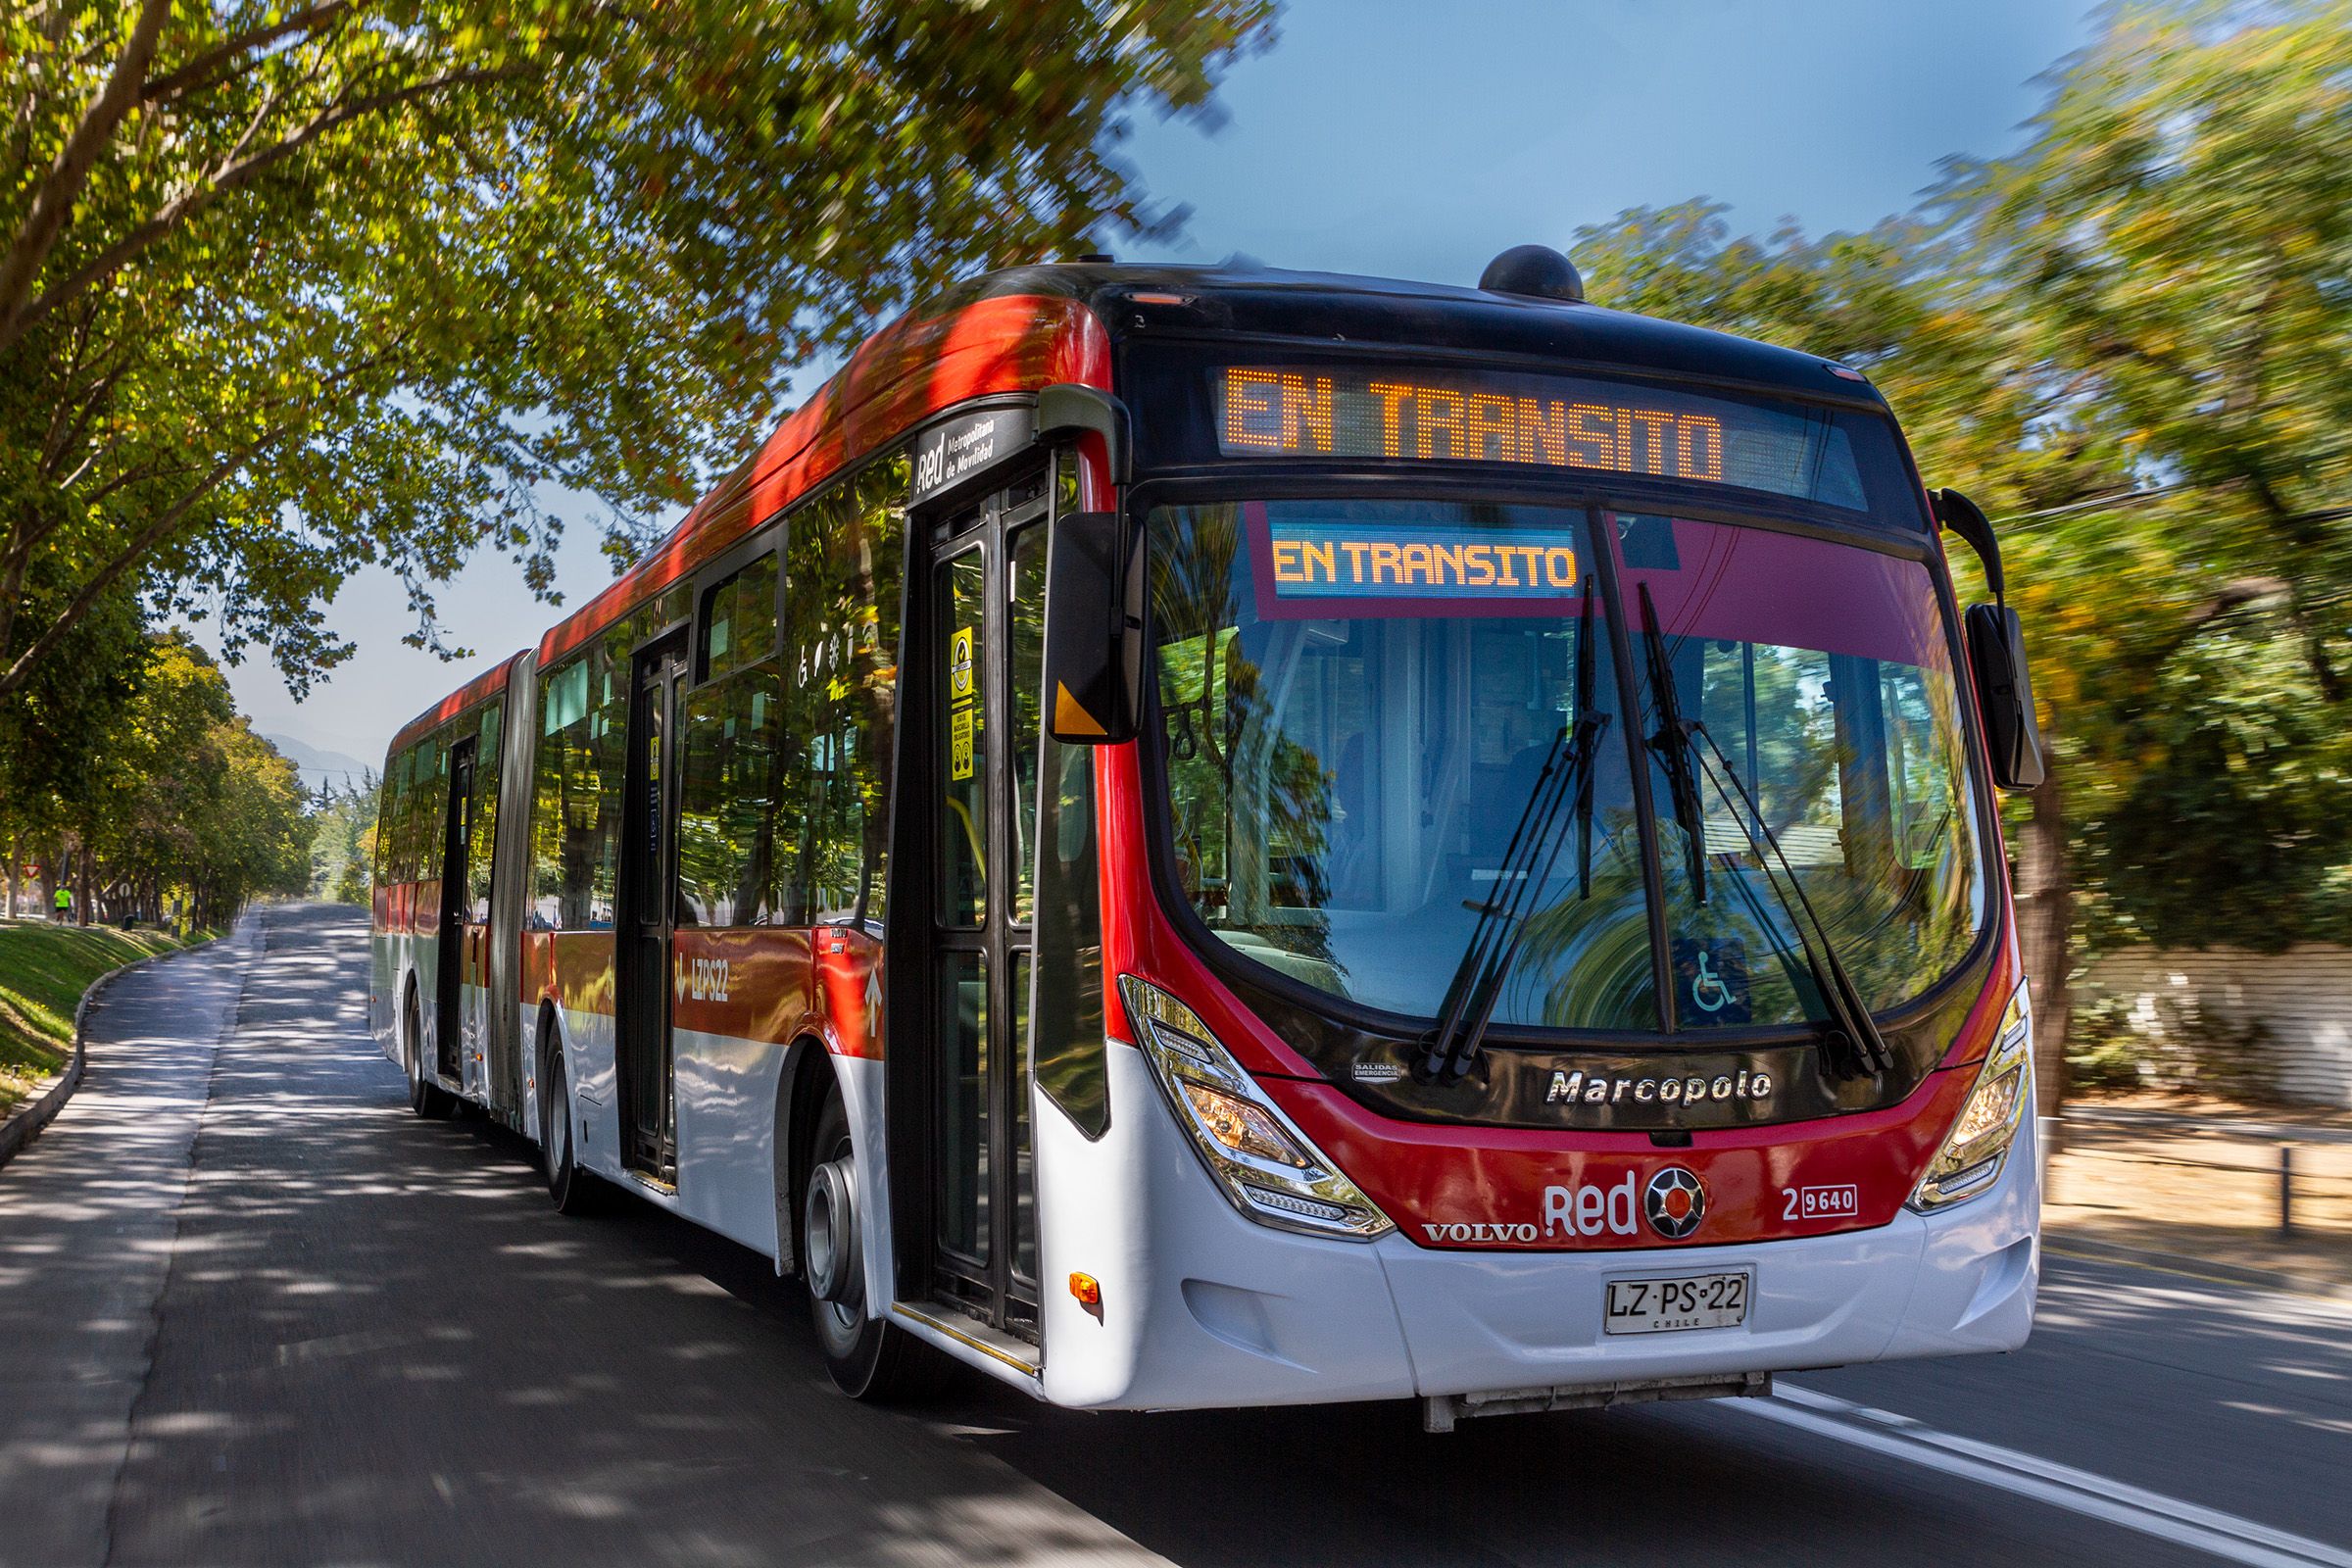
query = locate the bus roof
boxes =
[387,649,527,758]
[979,258,1885,408]
[389,255,1882,756]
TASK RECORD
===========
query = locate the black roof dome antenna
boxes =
[1478,244,1585,304]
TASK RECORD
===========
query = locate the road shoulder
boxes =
[0,924,225,1172]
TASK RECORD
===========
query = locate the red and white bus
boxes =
[372,246,2046,1426]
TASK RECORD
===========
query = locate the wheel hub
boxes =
[804,1156,861,1307]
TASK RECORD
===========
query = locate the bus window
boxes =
[702,554,778,683]
[1009,522,1045,924]
[375,748,406,887]
[407,733,445,885]
[677,663,783,926]
[935,546,988,928]
[1627,513,1986,1027]
[779,454,906,926]
[469,704,503,922]
[531,651,609,930]
[1148,499,1656,1029]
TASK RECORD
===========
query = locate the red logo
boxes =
[1643,1167,1707,1240]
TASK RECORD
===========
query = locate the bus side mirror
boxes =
[1042,512,1142,745]
[1936,488,2045,793]
[1964,604,2044,792]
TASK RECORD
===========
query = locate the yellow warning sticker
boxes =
[951,706,975,781]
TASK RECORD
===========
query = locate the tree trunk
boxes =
[2014,728,2071,1130]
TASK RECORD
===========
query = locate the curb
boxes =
[0,929,225,1174]
[2045,1232,2352,1305]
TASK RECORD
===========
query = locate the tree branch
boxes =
[1,62,529,356]
[140,2,354,105]
[0,441,260,699]
[0,0,176,341]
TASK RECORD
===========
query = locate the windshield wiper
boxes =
[1417,579,1607,1086]
[1682,721,1896,1081]
[1638,585,1708,905]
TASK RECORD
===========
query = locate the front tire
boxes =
[802,1090,943,1401]
[405,986,457,1119]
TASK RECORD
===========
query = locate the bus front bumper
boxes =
[1032,1048,2038,1412]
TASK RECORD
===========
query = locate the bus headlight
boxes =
[1908,979,2033,1212]
[1118,976,1394,1241]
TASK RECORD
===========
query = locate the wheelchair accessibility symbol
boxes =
[1690,951,1733,1013]
[1672,937,1751,1025]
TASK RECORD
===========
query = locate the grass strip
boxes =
[0,921,212,1115]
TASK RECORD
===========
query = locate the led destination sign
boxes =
[1216,365,1864,505]
[1267,520,1578,601]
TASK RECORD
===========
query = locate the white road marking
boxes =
[1726,1384,2352,1568]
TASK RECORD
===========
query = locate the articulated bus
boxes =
[371,246,2047,1426]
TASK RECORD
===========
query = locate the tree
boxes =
[1,0,1274,702]
[1959,2,2352,708]
[310,772,379,904]
[1570,2,2352,1113]
[68,630,310,924]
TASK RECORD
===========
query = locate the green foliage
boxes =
[6,630,314,928]
[1573,3,2352,958]
[309,774,379,905]
[0,0,1274,707]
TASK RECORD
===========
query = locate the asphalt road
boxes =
[2,902,2347,1567]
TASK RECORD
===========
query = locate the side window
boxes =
[677,666,784,927]
[780,454,907,925]
[678,553,784,927]
[376,750,409,884]
[420,731,452,884]
[1879,662,1956,870]
[469,703,504,921]
[533,653,595,929]
[590,625,632,925]
[702,553,778,682]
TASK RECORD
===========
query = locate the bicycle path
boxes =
[0,913,256,1566]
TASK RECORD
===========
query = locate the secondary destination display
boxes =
[1215,365,1862,504]
[1267,520,1579,600]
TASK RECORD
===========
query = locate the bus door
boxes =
[435,737,476,1088]
[618,629,689,1184]
[925,474,1049,1337]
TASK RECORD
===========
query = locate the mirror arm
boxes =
[1037,384,1132,488]
[1934,487,2005,607]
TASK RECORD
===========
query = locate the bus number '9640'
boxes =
[1783,1184,1858,1221]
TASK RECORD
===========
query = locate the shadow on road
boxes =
[36,904,2331,1567]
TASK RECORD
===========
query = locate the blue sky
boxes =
[218,0,2104,772]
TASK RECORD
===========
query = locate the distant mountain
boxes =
[263,733,375,794]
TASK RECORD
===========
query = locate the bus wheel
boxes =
[405,986,457,1119]
[803,1089,943,1401]
[540,1034,600,1215]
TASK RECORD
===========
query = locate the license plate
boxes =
[1604,1271,1750,1334]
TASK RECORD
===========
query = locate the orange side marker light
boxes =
[1069,1272,1102,1311]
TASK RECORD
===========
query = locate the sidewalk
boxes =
[2044,1095,2352,1297]
[0,914,257,1568]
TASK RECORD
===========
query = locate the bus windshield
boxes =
[1144,499,1988,1036]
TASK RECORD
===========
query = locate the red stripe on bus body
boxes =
[668,927,884,1059]
[536,293,1109,667]
[514,927,883,1059]
[1262,1064,1978,1250]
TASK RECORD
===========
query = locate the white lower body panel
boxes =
[1031,1046,2038,1412]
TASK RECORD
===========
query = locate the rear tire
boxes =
[540,1031,601,1214]
[802,1089,944,1401]
[405,986,457,1119]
